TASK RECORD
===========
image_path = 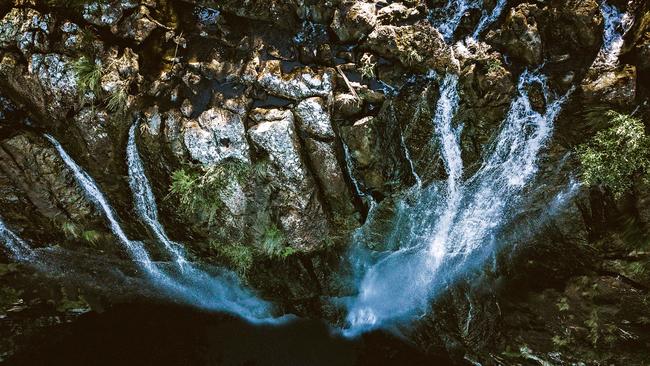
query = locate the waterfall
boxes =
[472,0,507,39]
[434,0,482,41]
[45,134,159,275]
[594,1,633,69]
[127,124,187,271]
[344,70,571,334]
[0,216,33,260]
[47,134,273,321]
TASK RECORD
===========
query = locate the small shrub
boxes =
[551,335,570,348]
[82,230,101,245]
[106,85,128,115]
[72,56,102,100]
[486,58,502,73]
[556,297,570,312]
[578,111,650,198]
[61,221,79,239]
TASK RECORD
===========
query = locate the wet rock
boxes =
[331,1,377,42]
[0,132,97,241]
[581,65,637,108]
[257,60,334,100]
[143,105,162,136]
[340,114,405,195]
[366,23,459,73]
[112,6,157,43]
[0,8,53,56]
[72,108,113,172]
[539,0,603,65]
[248,108,328,250]
[393,80,444,184]
[456,47,516,172]
[304,138,356,220]
[183,107,250,166]
[293,97,335,140]
[486,4,542,66]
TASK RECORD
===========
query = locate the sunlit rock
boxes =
[183,107,250,166]
[293,97,335,140]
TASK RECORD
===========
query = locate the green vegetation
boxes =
[106,85,128,114]
[168,161,250,226]
[61,221,80,239]
[260,224,295,259]
[82,230,102,245]
[486,58,502,73]
[72,56,102,102]
[217,243,254,276]
[556,297,570,312]
[578,111,650,198]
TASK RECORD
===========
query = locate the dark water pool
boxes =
[5,302,455,366]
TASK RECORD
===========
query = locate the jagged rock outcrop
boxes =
[486,4,543,66]
[366,23,459,73]
[582,64,637,107]
[248,108,329,250]
[183,107,250,165]
[0,132,98,243]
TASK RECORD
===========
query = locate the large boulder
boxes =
[331,0,377,42]
[293,97,335,140]
[248,108,329,250]
[581,65,637,108]
[366,23,459,73]
[183,107,250,166]
[486,4,543,66]
[256,61,334,100]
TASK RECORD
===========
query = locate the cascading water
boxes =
[45,134,158,275]
[433,0,482,41]
[47,134,273,321]
[472,0,507,39]
[0,216,33,260]
[594,1,633,69]
[344,70,571,334]
[127,124,187,271]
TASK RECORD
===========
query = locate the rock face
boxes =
[183,107,250,165]
[366,23,459,73]
[331,1,377,42]
[257,61,334,100]
[582,65,637,107]
[486,4,543,66]
[0,132,98,242]
[248,108,329,250]
[1,0,650,364]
